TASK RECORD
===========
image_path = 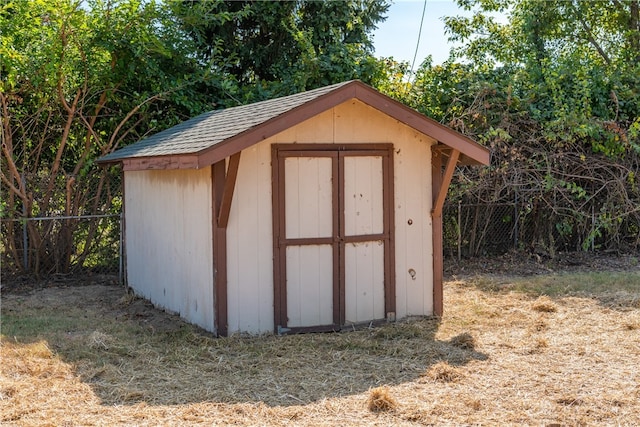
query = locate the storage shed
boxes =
[99,80,490,336]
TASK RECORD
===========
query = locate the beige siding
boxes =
[125,168,214,331]
[226,144,274,334]
[225,99,435,333]
[393,130,434,317]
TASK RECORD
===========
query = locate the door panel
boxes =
[285,157,333,239]
[343,156,384,236]
[273,144,395,333]
[344,241,385,324]
[286,245,334,327]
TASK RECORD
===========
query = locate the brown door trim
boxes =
[382,149,396,320]
[272,143,395,333]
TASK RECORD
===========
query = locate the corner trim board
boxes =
[212,154,241,336]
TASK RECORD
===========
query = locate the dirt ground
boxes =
[1,252,639,426]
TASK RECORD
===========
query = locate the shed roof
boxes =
[98,80,490,170]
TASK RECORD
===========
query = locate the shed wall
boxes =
[226,99,435,334]
[125,168,214,331]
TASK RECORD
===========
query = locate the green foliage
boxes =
[442,0,640,157]
[171,0,389,102]
[371,0,640,254]
[368,57,412,103]
[1,0,221,275]
[1,0,390,275]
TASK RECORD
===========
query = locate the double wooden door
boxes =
[272,144,395,333]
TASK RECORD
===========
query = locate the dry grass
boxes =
[448,331,476,349]
[424,361,464,382]
[367,386,397,412]
[532,295,558,313]
[1,270,639,426]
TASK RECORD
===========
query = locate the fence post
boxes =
[514,192,519,251]
[457,200,462,262]
[119,212,124,285]
[591,204,595,252]
[21,174,28,271]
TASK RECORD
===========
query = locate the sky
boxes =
[372,0,474,66]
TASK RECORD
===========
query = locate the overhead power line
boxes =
[409,0,428,82]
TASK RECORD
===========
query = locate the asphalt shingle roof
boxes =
[99,81,354,162]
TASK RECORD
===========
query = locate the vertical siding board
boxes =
[393,143,409,319]
[227,145,274,334]
[125,168,213,332]
[256,142,274,332]
[409,139,429,316]
[240,150,262,331]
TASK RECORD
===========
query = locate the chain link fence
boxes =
[1,170,122,282]
[443,202,518,260]
[1,214,122,278]
[443,196,640,260]
[4,169,638,282]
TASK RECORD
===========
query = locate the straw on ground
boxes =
[1,270,639,426]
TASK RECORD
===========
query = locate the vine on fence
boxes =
[444,109,640,257]
[0,172,121,277]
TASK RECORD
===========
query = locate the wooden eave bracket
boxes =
[214,152,241,229]
[432,148,460,218]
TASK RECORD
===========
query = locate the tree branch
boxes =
[571,2,612,65]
